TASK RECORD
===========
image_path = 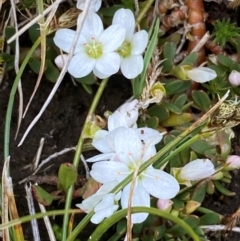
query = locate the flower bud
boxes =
[180,159,215,181]
[185,200,201,214]
[228,70,240,86]
[226,155,240,169]
[157,199,173,212]
[54,54,68,69]
[187,67,217,83]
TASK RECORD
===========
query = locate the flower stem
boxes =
[136,0,155,24]
[62,78,109,241]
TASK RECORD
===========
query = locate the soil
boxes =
[0,71,132,240]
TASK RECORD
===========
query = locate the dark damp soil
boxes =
[0,71,132,240]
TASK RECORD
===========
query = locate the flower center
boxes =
[84,37,103,59]
[117,41,132,58]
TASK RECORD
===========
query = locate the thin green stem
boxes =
[90,207,200,241]
[4,37,41,160]
[154,134,201,169]
[62,78,109,241]
[136,0,155,24]
[0,209,77,230]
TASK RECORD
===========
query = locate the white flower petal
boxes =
[68,53,95,78]
[54,54,68,69]
[90,161,129,183]
[141,146,156,162]
[108,111,128,131]
[97,181,119,194]
[112,8,135,40]
[142,169,180,199]
[94,194,115,212]
[53,29,85,53]
[77,0,102,12]
[91,205,118,224]
[117,100,139,127]
[136,128,164,146]
[131,30,148,55]
[121,182,150,223]
[187,67,217,83]
[100,24,126,53]
[78,12,103,41]
[86,153,114,162]
[93,68,109,79]
[95,52,121,76]
[121,55,143,79]
[180,159,215,181]
[92,130,112,153]
[76,193,103,213]
[115,127,142,163]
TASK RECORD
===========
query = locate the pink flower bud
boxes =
[54,54,68,69]
[228,70,240,86]
[226,155,240,169]
[157,199,173,212]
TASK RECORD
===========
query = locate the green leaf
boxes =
[217,54,234,69]
[81,83,93,94]
[45,59,60,82]
[58,163,77,192]
[99,6,123,17]
[75,73,96,85]
[32,185,53,206]
[28,23,40,43]
[146,116,159,129]
[172,197,185,210]
[180,53,198,66]
[163,134,175,145]
[162,42,176,72]
[162,102,182,114]
[199,213,221,225]
[206,180,215,195]
[190,140,212,155]
[134,18,159,98]
[173,94,188,108]
[168,215,199,237]
[147,104,169,122]
[191,181,207,203]
[28,58,41,74]
[5,26,16,50]
[165,80,191,95]
[161,113,193,127]
[192,90,211,112]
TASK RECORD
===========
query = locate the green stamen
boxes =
[117,41,132,58]
[84,37,103,59]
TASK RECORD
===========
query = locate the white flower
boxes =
[90,127,179,223]
[187,67,217,83]
[87,126,165,163]
[180,159,215,181]
[76,181,119,213]
[53,12,126,79]
[108,99,139,130]
[228,70,240,86]
[112,9,148,79]
[77,0,101,12]
[91,192,121,224]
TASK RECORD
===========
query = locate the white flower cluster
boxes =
[76,100,180,224]
[54,0,148,79]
